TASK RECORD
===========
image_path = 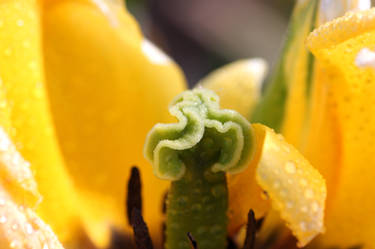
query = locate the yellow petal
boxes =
[306,8,375,248]
[254,124,326,247]
[199,59,267,119]
[0,127,40,206]
[229,124,326,246]
[0,121,63,248]
[0,186,65,249]
[0,0,83,242]
[42,0,186,246]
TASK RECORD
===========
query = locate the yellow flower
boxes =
[3,0,371,249]
[0,0,185,247]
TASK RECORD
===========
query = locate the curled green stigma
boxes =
[144,88,255,180]
[144,89,255,249]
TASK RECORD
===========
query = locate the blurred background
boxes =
[126,0,294,87]
[126,0,375,87]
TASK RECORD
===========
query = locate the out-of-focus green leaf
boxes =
[251,0,319,132]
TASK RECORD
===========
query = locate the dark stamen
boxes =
[243,210,256,249]
[187,232,199,249]
[227,237,238,249]
[131,208,154,249]
[256,217,265,231]
[127,166,142,225]
[109,229,135,249]
[348,245,363,249]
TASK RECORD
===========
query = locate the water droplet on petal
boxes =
[10,241,17,248]
[304,189,314,199]
[26,223,33,234]
[299,179,308,186]
[311,202,319,213]
[285,161,296,174]
[11,223,18,230]
[0,215,7,223]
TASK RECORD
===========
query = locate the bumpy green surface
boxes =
[144,89,255,249]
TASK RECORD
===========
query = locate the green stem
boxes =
[166,154,228,249]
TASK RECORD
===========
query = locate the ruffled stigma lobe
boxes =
[144,88,255,180]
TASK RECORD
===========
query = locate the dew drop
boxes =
[304,189,314,199]
[283,145,291,153]
[311,202,319,213]
[299,179,308,187]
[285,161,296,174]
[0,215,7,224]
[26,223,33,234]
[300,222,307,231]
[43,244,49,249]
[11,223,18,230]
[10,241,17,248]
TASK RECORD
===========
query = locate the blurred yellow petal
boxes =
[228,124,326,246]
[0,0,83,243]
[42,0,186,246]
[305,8,375,248]
[199,58,267,118]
